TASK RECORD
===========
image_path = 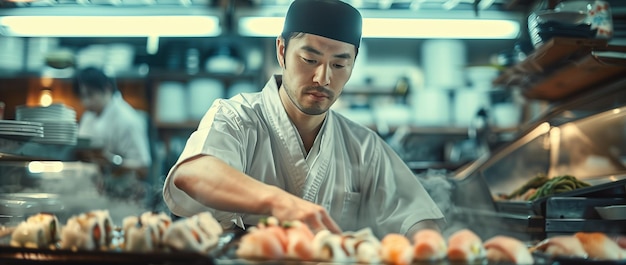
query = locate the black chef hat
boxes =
[282,0,362,48]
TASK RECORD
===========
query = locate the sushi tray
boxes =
[1,210,625,265]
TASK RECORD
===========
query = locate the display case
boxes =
[448,76,626,240]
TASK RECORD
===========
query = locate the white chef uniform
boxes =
[78,92,152,198]
[163,75,444,238]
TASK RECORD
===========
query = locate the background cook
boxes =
[73,67,152,203]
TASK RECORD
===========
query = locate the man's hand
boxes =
[268,189,342,234]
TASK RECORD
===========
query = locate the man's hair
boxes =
[73,67,118,96]
[280,32,359,68]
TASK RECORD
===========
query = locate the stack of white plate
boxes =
[0,120,44,141]
[16,104,78,145]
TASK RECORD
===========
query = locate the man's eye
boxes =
[334,64,345,69]
[302,58,316,64]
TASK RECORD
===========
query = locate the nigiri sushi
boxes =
[483,235,534,264]
[380,233,413,265]
[412,229,447,261]
[532,235,588,258]
[575,232,624,260]
[447,229,486,262]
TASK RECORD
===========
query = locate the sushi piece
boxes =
[575,232,624,260]
[236,226,286,260]
[483,235,534,264]
[380,233,413,265]
[162,212,223,253]
[25,213,61,247]
[447,229,486,262]
[532,235,588,258]
[344,228,382,264]
[139,211,172,242]
[60,214,101,251]
[284,220,315,260]
[412,229,447,261]
[122,215,159,252]
[10,221,46,249]
[10,213,61,249]
[85,210,114,250]
[312,230,355,263]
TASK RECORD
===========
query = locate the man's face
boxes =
[78,85,110,114]
[277,33,356,116]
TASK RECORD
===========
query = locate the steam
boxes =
[416,169,467,238]
[14,163,163,226]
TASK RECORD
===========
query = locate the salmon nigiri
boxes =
[447,229,486,262]
[412,229,447,261]
[380,233,413,265]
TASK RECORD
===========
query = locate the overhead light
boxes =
[362,18,519,39]
[237,9,521,39]
[0,15,221,37]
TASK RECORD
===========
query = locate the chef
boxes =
[163,0,445,238]
[74,67,152,202]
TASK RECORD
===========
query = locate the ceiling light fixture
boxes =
[237,9,521,39]
[0,15,221,37]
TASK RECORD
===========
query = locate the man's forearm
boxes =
[172,155,281,216]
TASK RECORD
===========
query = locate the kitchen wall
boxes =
[7,0,625,184]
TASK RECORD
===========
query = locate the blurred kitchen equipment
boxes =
[453,89,491,127]
[0,37,24,71]
[558,0,613,39]
[185,47,200,74]
[373,104,411,135]
[333,107,374,127]
[0,101,5,120]
[465,66,500,90]
[205,44,244,74]
[493,43,529,67]
[421,39,466,89]
[26,37,59,71]
[410,89,451,126]
[528,0,613,48]
[156,81,187,123]
[595,205,626,220]
[227,81,258,98]
[187,78,224,121]
[491,102,522,128]
[76,43,135,72]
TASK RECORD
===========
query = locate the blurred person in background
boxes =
[162,0,444,239]
[73,66,152,203]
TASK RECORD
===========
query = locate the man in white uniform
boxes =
[163,0,444,238]
[74,67,152,202]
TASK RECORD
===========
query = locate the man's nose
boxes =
[313,64,330,87]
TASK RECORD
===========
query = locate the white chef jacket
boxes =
[78,92,152,168]
[163,75,444,238]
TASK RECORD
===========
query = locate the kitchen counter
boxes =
[0,138,75,161]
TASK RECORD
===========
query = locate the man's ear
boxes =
[276,36,286,69]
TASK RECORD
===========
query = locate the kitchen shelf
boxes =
[493,37,626,101]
